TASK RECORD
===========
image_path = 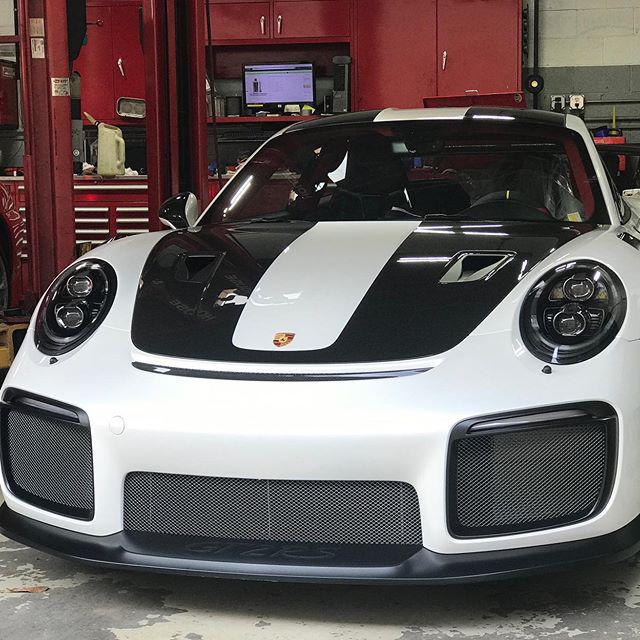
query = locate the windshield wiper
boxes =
[421,213,474,221]
[236,212,298,224]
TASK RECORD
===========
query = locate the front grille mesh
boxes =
[2,405,94,518]
[451,422,610,536]
[124,472,422,545]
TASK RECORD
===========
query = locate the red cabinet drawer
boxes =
[209,2,271,41]
[274,0,350,39]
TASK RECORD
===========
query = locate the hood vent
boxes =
[439,252,515,284]
[175,253,225,283]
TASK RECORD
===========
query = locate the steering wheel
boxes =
[466,190,550,221]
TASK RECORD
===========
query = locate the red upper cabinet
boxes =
[208,0,350,43]
[112,3,145,102]
[354,0,521,108]
[73,1,145,125]
[73,5,115,122]
[209,2,271,42]
[355,0,436,110]
[436,0,521,97]
[273,1,350,39]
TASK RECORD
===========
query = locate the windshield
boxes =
[204,120,610,226]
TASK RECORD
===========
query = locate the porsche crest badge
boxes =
[273,332,295,347]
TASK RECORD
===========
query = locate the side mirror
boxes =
[158,192,200,229]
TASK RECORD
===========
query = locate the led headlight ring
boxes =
[520,261,626,364]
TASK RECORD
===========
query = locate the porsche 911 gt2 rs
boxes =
[1,107,639,583]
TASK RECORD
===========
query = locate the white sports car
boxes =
[1,107,639,583]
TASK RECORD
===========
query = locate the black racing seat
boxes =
[407,180,471,215]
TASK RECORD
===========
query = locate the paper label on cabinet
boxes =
[30,37,45,59]
[51,77,70,97]
[29,18,45,37]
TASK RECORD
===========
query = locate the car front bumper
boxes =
[3,325,640,581]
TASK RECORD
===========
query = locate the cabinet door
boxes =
[209,2,271,42]
[112,3,145,107]
[274,1,350,39]
[73,5,115,122]
[437,0,521,96]
[355,0,436,110]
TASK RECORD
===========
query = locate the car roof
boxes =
[286,107,566,132]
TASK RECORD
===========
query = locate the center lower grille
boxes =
[123,473,422,545]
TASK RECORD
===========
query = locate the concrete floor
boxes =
[3,534,640,639]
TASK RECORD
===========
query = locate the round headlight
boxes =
[66,274,93,297]
[54,303,85,330]
[34,259,117,355]
[520,261,626,364]
[563,276,594,301]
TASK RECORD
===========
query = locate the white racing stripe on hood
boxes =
[232,221,420,351]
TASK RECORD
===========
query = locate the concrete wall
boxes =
[534,0,640,140]
[539,0,640,68]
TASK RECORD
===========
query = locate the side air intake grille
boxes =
[124,473,422,546]
[448,404,616,537]
[0,390,94,519]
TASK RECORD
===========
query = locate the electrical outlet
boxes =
[550,95,566,112]
[569,94,585,110]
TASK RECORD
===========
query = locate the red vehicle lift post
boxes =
[143,0,209,230]
[17,0,76,297]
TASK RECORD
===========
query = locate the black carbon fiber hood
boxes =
[131,220,595,364]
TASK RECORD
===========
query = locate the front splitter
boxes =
[2,504,640,584]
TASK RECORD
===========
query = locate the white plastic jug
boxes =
[96,122,125,177]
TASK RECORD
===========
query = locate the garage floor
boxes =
[3,534,640,639]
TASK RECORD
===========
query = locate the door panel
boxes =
[437,0,520,96]
[274,1,350,39]
[73,5,115,123]
[113,4,145,108]
[355,0,436,110]
[209,2,271,41]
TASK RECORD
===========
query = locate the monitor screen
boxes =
[243,63,314,105]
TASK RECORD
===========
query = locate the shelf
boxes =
[210,116,319,123]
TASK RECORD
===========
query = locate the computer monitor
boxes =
[243,63,315,108]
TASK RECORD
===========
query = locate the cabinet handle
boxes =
[87,18,104,27]
[465,89,479,94]
[260,15,265,35]
[441,50,447,71]
[138,5,144,50]
[117,58,125,77]
[277,14,282,35]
